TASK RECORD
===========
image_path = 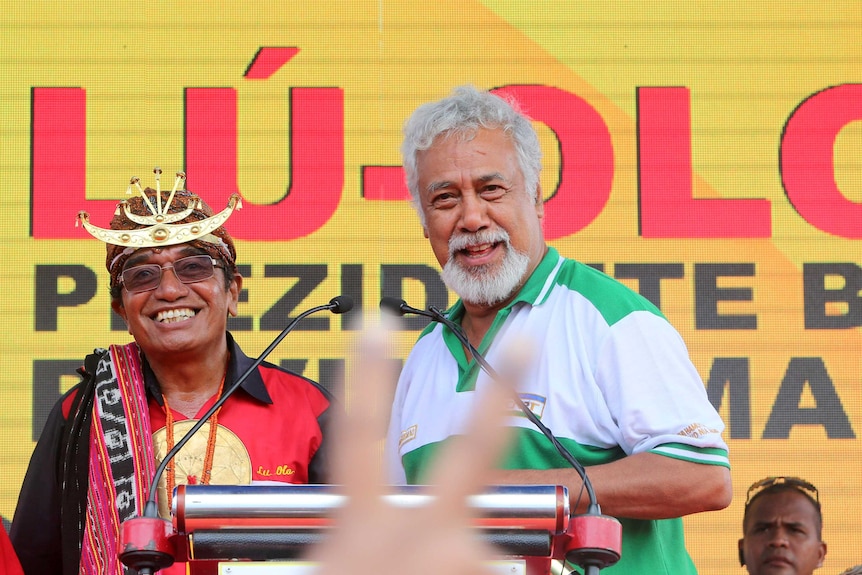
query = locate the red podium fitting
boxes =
[119,484,621,575]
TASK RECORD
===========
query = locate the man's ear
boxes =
[738,539,746,566]
[227,273,243,317]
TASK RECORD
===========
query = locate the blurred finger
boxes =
[332,318,398,508]
[428,338,535,509]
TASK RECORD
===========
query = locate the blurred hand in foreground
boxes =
[309,322,527,575]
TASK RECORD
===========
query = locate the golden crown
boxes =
[77,167,242,248]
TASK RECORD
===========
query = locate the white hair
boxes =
[401,85,543,226]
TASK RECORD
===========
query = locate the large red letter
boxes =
[781,84,862,239]
[494,85,613,240]
[32,88,118,239]
[185,86,344,240]
[638,87,771,238]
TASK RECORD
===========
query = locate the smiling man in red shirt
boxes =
[11,169,335,575]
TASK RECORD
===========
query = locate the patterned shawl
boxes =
[78,343,155,574]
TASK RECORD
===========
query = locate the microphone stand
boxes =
[381,297,622,574]
[119,295,354,574]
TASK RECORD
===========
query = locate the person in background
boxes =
[739,476,827,575]
[11,169,335,575]
[385,85,732,574]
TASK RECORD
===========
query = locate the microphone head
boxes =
[329,295,354,314]
[379,296,408,316]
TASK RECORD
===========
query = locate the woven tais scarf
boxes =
[80,344,154,575]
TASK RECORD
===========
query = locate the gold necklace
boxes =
[161,364,227,513]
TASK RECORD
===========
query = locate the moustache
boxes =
[448,230,511,255]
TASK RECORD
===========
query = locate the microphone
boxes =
[380,297,596,505]
[380,297,621,573]
[119,295,354,574]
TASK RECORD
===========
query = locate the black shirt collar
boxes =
[143,332,273,406]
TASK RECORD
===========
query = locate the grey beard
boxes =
[441,243,530,306]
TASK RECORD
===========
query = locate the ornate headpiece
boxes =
[77,167,242,288]
[77,168,241,249]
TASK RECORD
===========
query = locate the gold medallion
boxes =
[152,420,252,519]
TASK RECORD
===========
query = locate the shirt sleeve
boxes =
[307,398,337,484]
[10,393,68,575]
[596,311,730,467]
[0,527,23,575]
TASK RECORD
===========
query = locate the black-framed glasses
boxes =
[745,476,819,507]
[120,255,224,293]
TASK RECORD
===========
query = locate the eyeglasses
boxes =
[120,255,225,293]
[745,476,819,507]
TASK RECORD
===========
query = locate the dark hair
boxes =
[743,476,822,536]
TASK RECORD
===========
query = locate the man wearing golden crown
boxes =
[10,169,336,575]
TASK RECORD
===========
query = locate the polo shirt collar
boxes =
[445,246,563,325]
[440,247,563,392]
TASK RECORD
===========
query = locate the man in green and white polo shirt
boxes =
[385,85,732,574]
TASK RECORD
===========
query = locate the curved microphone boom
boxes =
[120,295,354,574]
[380,296,621,573]
[380,296,598,510]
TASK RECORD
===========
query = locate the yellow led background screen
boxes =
[1,2,860,572]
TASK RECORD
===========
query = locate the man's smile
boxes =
[154,308,197,324]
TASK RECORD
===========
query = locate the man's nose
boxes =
[458,192,489,231]
[767,529,790,547]
[154,265,188,296]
